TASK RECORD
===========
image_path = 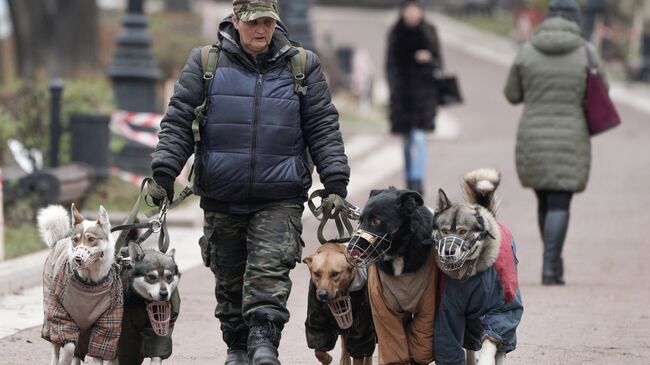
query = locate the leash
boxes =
[307,189,361,244]
[112,177,174,254]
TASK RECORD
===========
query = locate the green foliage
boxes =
[0,75,114,165]
[4,223,44,259]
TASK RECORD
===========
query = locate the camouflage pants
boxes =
[201,202,304,349]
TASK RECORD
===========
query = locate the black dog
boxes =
[347,187,438,365]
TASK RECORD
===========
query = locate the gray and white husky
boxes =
[39,204,118,365]
[432,168,523,365]
[118,236,180,365]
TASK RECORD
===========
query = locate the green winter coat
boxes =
[504,17,607,192]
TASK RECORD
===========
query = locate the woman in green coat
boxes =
[504,0,607,285]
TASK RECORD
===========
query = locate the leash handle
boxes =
[308,189,359,244]
[114,177,171,254]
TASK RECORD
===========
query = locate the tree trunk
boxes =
[166,0,190,11]
[7,0,98,79]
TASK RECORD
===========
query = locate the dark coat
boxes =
[386,19,442,134]
[152,19,350,213]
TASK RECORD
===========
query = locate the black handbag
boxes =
[436,74,463,106]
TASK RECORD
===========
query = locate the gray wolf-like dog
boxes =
[118,235,180,365]
[432,168,523,365]
[39,204,122,365]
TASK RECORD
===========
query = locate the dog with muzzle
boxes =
[39,204,122,365]
[118,237,180,365]
[432,168,523,365]
[303,241,375,365]
[346,188,437,365]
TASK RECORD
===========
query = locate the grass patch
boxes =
[4,224,44,259]
[451,12,514,38]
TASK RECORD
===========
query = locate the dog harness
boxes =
[43,260,123,361]
[434,223,524,365]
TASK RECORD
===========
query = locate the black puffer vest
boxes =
[193,26,310,207]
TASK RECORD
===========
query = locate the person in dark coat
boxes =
[386,0,442,195]
[148,1,350,364]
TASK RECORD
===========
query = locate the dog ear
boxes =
[128,242,145,262]
[302,256,313,268]
[436,189,452,212]
[369,189,383,198]
[167,248,176,260]
[71,203,84,225]
[399,191,424,215]
[97,206,110,228]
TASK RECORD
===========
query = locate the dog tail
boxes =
[37,205,71,248]
[462,168,501,214]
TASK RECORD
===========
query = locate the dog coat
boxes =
[305,269,376,358]
[434,223,524,365]
[43,260,123,361]
[368,250,437,365]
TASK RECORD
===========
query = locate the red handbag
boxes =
[584,44,621,135]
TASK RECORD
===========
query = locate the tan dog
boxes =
[303,243,375,365]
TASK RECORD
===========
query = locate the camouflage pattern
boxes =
[201,202,304,348]
[233,0,280,22]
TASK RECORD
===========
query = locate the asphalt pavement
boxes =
[1,6,650,365]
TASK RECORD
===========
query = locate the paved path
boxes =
[2,7,650,365]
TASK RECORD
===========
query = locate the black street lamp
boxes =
[107,0,161,113]
[107,0,162,174]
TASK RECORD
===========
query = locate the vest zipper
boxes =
[249,73,264,200]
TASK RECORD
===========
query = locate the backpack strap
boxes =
[290,46,308,96]
[192,40,221,153]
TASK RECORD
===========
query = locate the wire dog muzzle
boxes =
[435,235,476,272]
[327,295,353,330]
[72,246,103,269]
[147,301,171,336]
[346,228,392,267]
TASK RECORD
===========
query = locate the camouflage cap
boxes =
[233,0,280,22]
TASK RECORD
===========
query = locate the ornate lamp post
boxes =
[107,0,162,174]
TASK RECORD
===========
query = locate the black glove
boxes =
[322,181,347,199]
[151,172,175,206]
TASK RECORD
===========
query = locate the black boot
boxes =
[225,349,249,365]
[248,322,282,365]
[407,180,424,196]
[542,210,569,285]
[223,322,249,365]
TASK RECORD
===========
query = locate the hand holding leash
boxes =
[308,189,360,244]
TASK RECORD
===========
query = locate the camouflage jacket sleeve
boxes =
[300,50,350,188]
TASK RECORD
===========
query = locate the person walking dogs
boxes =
[504,0,607,285]
[148,1,350,364]
[386,0,443,196]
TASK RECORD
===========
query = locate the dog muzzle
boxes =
[346,228,392,267]
[72,246,103,269]
[147,301,171,336]
[327,295,353,330]
[435,235,474,272]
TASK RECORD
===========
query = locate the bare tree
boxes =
[8,0,98,79]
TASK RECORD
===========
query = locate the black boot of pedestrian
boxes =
[225,349,249,365]
[542,210,569,285]
[407,180,424,196]
[223,323,250,365]
[248,322,282,365]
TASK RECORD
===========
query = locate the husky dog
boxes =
[118,238,180,365]
[346,188,437,365]
[303,241,375,365]
[432,168,523,365]
[39,204,122,365]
